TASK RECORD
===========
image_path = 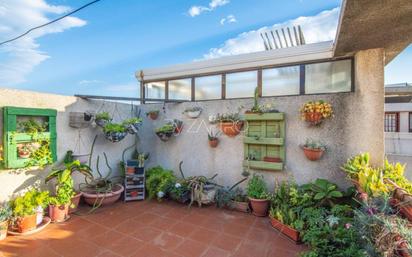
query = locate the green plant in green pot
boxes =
[246,173,269,216]
[46,160,93,214]
[10,190,50,233]
[47,169,75,222]
[0,204,12,240]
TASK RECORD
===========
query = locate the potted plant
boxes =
[122,117,143,134]
[46,160,93,214]
[230,188,249,213]
[80,152,124,207]
[95,112,112,127]
[246,173,269,216]
[169,181,191,204]
[47,168,75,222]
[300,100,333,126]
[146,110,159,120]
[208,130,221,148]
[17,144,31,159]
[173,119,184,134]
[145,166,177,201]
[10,190,49,233]
[0,204,12,240]
[216,112,244,137]
[302,138,326,161]
[183,107,202,119]
[155,123,175,142]
[103,123,127,142]
[245,87,279,114]
[137,152,149,169]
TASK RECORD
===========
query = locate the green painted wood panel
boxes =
[243,112,285,171]
[3,106,57,169]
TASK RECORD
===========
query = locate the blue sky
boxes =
[0,0,410,97]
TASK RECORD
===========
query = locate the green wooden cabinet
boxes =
[3,106,57,169]
[243,112,285,171]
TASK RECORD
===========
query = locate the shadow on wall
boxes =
[0,90,141,202]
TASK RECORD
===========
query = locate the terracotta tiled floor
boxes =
[0,200,306,257]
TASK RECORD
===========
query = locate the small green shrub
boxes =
[246,173,267,199]
[11,190,50,217]
[95,112,111,121]
[145,166,176,200]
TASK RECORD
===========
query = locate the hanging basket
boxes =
[125,122,141,134]
[156,131,174,142]
[95,118,111,128]
[69,112,93,129]
[105,132,127,142]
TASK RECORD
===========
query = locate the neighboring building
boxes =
[385,83,412,178]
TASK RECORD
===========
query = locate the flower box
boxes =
[269,217,301,243]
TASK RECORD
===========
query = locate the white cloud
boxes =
[188,0,230,17]
[220,14,237,25]
[204,7,339,59]
[0,0,86,86]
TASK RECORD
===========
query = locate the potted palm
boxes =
[146,110,159,120]
[103,123,127,142]
[302,139,326,161]
[208,130,220,148]
[95,112,112,127]
[183,107,202,119]
[122,117,143,134]
[0,205,12,240]
[246,174,269,217]
[46,160,93,214]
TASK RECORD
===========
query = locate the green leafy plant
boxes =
[122,117,142,126]
[146,110,159,116]
[155,124,175,133]
[17,119,48,134]
[302,179,343,207]
[10,190,50,217]
[46,160,93,187]
[0,205,12,223]
[103,123,126,133]
[215,112,243,122]
[303,138,326,150]
[208,130,221,141]
[169,180,190,202]
[246,173,268,199]
[145,166,176,200]
[25,140,53,168]
[48,169,75,206]
[95,112,111,121]
[183,107,202,113]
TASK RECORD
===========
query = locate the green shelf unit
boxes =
[3,106,57,169]
[243,112,285,171]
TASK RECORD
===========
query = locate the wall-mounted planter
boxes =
[302,147,324,161]
[105,132,127,142]
[186,110,201,119]
[156,131,174,142]
[304,112,322,125]
[300,101,333,126]
[95,118,111,127]
[219,121,243,137]
[69,112,93,129]
[269,217,301,243]
[263,156,282,163]
[146,111,159,120]
[208,139,218,148]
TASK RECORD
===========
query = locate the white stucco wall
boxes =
[0,89,137,202]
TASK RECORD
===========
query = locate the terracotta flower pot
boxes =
[303,147,324,161]
[270,217,301,243]
[149,112,158,120]
[208,139,218,148]
[126,167,135,174]
[82,184,124,207]
[49,204,69,223]
[174,125,183,134]
[248,197,269,217]
[263,156,282,163]
[18,151,31,159]
[69,192,83,214]
[230,200,249,213]
[219,121,244,137]
[0,220,8,241]
[304,112,322,125]
[16,214,37,233]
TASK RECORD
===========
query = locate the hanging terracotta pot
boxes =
[208,139,218,148]
[303,147,325,161]
[304,112,323,125]
[148,112,159,120]
[219,121,244,137]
